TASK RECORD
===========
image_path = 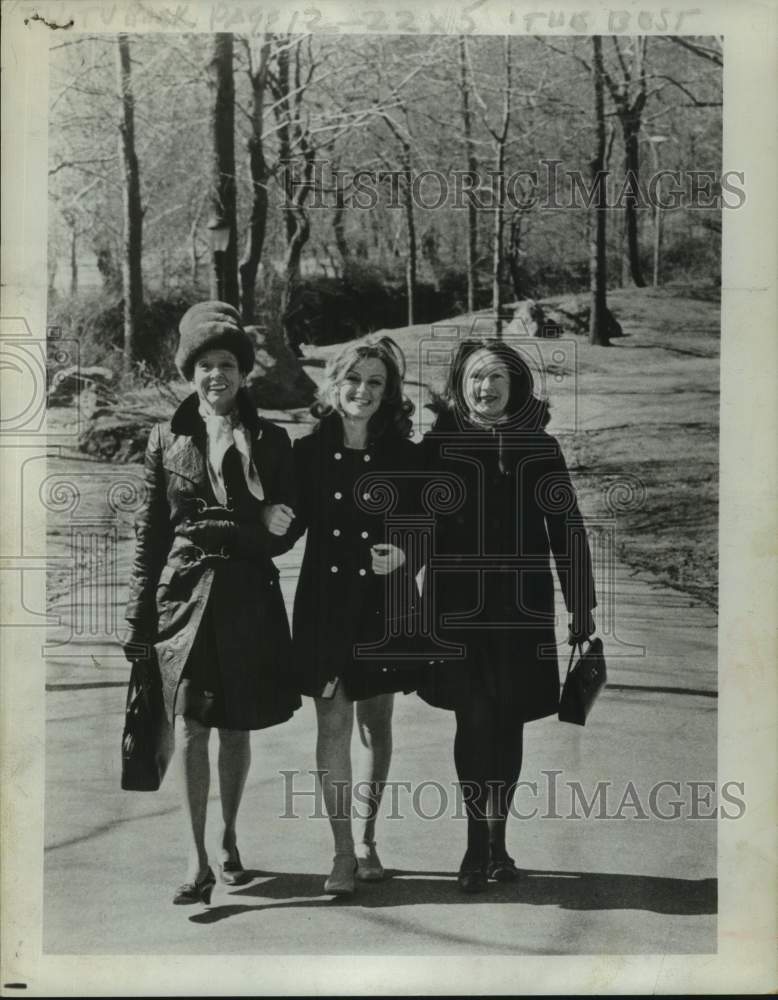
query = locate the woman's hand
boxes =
[568,610,596,645]
[261,503,295,536]
[371,543,406,576]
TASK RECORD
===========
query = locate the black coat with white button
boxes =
[289,413,421,699]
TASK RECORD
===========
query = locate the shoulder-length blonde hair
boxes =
[312,335,414,440]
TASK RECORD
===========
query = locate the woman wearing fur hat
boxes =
[124,301,301,905]
[288,336,420,895]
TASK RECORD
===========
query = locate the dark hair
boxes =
[437,339,550,430]
[312,335,414,440]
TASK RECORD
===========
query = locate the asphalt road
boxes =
[44,555,718,957]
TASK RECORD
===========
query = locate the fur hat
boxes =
[175,301,255,379]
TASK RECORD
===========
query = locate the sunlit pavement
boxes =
[44,538,717,956]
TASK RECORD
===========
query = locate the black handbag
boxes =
[558,636,607,725]
[121,657,173,791]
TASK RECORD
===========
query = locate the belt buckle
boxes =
[193,497,234,518]
[186,544,206,564]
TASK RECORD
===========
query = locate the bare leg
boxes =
[314,684,355,855]
[217,728,251,862]
[354,693,394,848]
[176,714,211,881]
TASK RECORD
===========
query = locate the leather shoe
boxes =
[457,851,488,893]
[487,851,519,882]
[173,867,215,905]
[324,852,357,895]
[219,847,250,886]
[355,840,385,882]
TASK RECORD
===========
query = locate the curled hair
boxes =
[435,339,550,430]
[312,335,414,440]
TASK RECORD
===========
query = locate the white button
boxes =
[362,492,370,500]
[361,531,369,539]
[334,491,342,500]
[334,452,342,460]
[359,568,367,576]
[363,454,371,462]
[333,529,341,537]
[330,565,339,573]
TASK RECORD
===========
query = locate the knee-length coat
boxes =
[417,410,597,722]
[288,413,421,700]
[124,390,301,729]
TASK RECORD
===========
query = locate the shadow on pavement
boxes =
[188,867,716,924]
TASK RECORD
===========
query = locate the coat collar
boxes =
[312,410,406,452]
[170,388,263,440]
[165,389,264,488]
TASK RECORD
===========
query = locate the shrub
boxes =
[47,290,201,378]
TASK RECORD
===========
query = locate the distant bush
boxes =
[281,261,496,350]
[659,230,721,285]
[48,289,200,379]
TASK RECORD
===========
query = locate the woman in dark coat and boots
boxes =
[419,339,597,893]
[289,336,419,895]
[124,301,300,905]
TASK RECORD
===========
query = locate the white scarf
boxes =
[198,403,265,506]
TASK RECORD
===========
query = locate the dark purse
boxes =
[558,636,607,725]
[121,655,173,791]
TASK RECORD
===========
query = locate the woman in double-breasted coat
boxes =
[124,301,300,905]
[288,336,420,895]
[418,338,597,893]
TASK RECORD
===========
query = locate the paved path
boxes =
[44,532,718,956]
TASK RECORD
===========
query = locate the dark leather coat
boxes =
[124,390,301,728]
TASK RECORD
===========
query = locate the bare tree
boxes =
[269,36,318,350]
[667,36,723,68]
[237,35,272,322]
[589,36,610,347]
[470,36,514,336]
[116,34,144,367]
[331,155,350,266]
[208,33,240,307]
[458,36,478,313]
[604,37,649,287]
[375,105,418,326]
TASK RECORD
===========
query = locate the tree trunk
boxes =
[189,199,203,287]
[459,36,478,314]
[620,211,629,286]
[604,37,648,289]
[622,117,646,287]
[208,33,239,308]
[491,162,504,333]
[653,201,662,288]
[507,212,524,300]
[332,168,350,269]
[116,34,144,368]
[69,224,78,295]
[492,36,512,338]
[238,37,271,323]
[589,36,610,347]
[402,146,416,326]
[273,39,317,353]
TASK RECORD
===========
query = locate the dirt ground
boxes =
[46,283,720,614]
